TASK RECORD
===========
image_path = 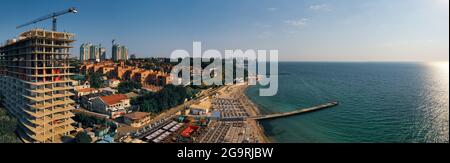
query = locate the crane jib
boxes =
[16,7,78,31]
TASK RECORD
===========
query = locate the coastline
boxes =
[239,84,273,143]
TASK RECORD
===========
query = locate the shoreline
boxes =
[239,84,273,143]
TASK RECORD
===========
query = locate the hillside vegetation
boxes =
[0,107,21,143]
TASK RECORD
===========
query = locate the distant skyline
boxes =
[0,0,448,62]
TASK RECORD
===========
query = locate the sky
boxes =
[0,0,448,62]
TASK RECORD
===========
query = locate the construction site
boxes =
[0,8,78,143]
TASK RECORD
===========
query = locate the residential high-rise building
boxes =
[89,44,99,61]
[120,46,128,61]
[79,43,91,61]
[112,44,119,61]
[100,47,107,61]
[0,29,76,143]
[80,43,106,62]
[112,43,128,62]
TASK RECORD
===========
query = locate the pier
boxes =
[251,101,339,120]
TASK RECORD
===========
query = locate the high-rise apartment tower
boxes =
[0,29,76,143]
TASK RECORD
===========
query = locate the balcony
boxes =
[21,125,75,143]
[41,73,75,77]
[27,85,73,93]
[24,79,75,86]
[22,105,74,118]
[30,112,75,125]
[23,92,75,102]
[28,99,75,110]
[20,117,75,134]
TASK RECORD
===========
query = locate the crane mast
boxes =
[16,7,78,31]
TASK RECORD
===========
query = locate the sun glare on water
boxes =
[429,62,449,81]
[422,62,449,142]
[435,62,449,73]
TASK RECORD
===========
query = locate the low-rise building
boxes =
[79,93,105,110]
[157,74,172,85]
[142,85,163,92]
[75,88,100,97]
[101,66,115,75]
[123,112,151,128]
[92,94,130,119]
[187,100,211,116]
[80,61,173,86]
[74,81,91,90]
[124,92,139,99]
[99,87,118,95]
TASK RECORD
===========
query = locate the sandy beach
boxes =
[235,84,272,143]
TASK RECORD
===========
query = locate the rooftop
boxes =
[76,88,97,93]
[123,112,150,120]
[2,29,75,47]
[100,94,129,105]
[125,92,139,99]
[81,92,106,99]
[100,87,118,92]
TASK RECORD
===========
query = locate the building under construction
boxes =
[0,29,76,143]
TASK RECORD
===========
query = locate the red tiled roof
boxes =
[100,94,128,106]
[77,88,96,93]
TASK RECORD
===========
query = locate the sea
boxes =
[246,62,449,143]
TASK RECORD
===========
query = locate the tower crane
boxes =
[16,7,78,31]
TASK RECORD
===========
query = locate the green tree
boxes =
[0,108,21,143]
[132,85,199,114]
[74,132,92,143]
[185,86,198,100]
[89,72,105,89]
[118,81,142,94]
[140,99,158,113]
[73,113,108,128]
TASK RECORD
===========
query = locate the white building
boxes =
[92,94,130,119]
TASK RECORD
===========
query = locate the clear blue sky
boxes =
[0,0,448,61]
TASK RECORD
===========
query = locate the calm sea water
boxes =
[246,62,449,143]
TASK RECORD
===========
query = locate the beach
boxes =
[233,84,271,143]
